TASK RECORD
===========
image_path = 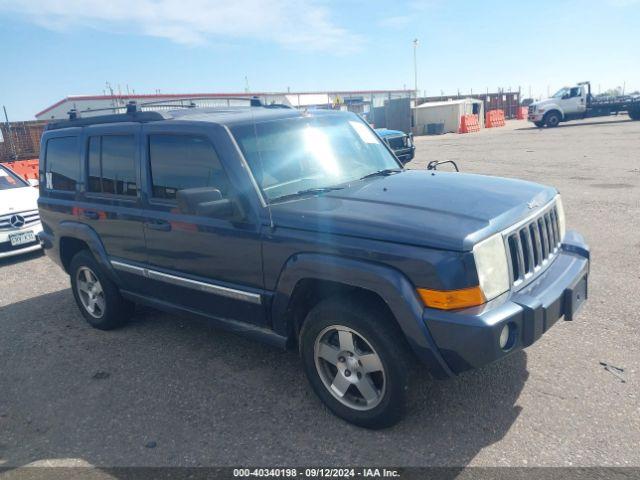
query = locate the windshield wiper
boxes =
[272,186,345,203]
[360,168,403,180]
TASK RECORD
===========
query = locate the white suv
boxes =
[0,164,43,259]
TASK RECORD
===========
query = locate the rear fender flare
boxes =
[57,221,119,282]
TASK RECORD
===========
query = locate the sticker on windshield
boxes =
[0,168,9,177]
[349,121,378,144]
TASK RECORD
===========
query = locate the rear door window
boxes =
[148,134,230,201]
[86,135,138,196]
[45,136,78,191]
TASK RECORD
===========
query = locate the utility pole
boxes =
[413,38,419,100]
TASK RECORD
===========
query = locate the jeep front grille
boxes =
[505,202,561,287]
[0,209,40,230]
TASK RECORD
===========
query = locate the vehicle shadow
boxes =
[0,249,44,268]
[0,289,528,471]
[516,118,634,131]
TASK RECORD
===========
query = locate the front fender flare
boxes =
[271,253,454,379]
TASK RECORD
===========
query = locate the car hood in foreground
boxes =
[0,187,39,216]
[269,170,557,251]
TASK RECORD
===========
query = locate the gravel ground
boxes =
[0,116,638,469]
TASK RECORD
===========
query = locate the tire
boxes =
[629,109,640,121]
[69,250,133,330]
[533,121,544,128]
[299,295,410,429]
[544,111,561,128]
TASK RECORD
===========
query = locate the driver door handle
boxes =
[145,220,172,232]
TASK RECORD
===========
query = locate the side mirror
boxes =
[562,94,570,100]
[176,187,235,218]
[28,178,39,187]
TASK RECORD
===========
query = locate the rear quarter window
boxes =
[45,136,78,191]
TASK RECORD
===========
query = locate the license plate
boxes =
[9,230,36,247]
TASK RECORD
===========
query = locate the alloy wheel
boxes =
[76,267,106,319]
[314,325,386,411]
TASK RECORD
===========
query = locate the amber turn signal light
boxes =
[417,286,486,310]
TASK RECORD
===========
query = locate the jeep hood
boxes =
[269,170,557,251]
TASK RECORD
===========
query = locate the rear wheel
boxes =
[69,250,133,330]
[629,109,640,121]
[299,296,410,429]
[544,111,561,128]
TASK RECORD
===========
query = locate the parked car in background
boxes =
[375,128,415,163]
[0,164,42,259]
[38,102,589,428]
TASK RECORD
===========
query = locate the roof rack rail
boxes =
[46,107,170,131]
[46,95,279,130]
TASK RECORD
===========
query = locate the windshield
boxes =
[0,165,29,190]
[552,88,570,98]
[231,113,400,202]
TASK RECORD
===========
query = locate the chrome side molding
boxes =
[110,260,262,305]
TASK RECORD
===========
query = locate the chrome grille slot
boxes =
[505,202,562,287]
[0,209,40,231]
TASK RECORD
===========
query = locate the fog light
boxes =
[499,324,511,350]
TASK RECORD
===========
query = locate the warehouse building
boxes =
[35,90,413,120]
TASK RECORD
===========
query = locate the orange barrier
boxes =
[485,109,506,128]
[516,106,528,120]
[1,159,39,182]
[459,114,480,134]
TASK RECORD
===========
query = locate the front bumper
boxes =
[0,222,43,259]
[528,113,544,122]
[424,230,589,375]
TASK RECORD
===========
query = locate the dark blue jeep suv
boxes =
[37,102,589,428]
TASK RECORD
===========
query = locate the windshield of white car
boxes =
[0,165,29,190]
[231,113,400,202]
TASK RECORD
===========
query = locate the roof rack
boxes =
[46,96,278,130]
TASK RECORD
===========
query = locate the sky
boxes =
[0,0,639,121]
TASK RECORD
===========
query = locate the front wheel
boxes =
[544,111,561,128]
[533,121,544,128]
[299,296,410,429]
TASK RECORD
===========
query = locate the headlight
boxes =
[473,233,510,301]
[556,194,566,241]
